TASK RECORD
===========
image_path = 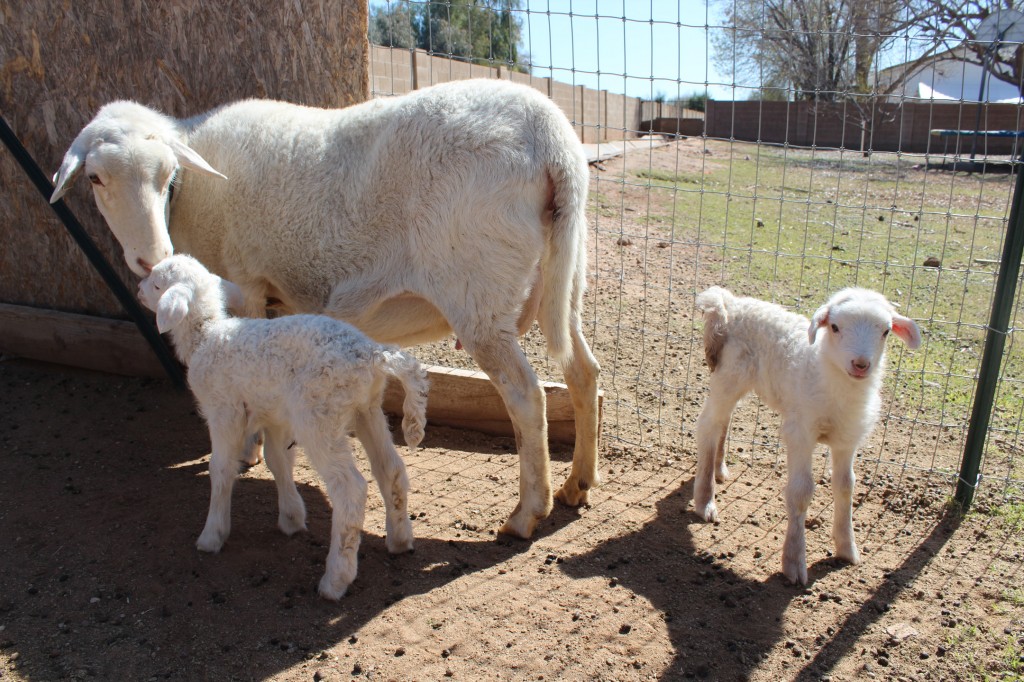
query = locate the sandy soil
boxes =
[1,139,1021,682]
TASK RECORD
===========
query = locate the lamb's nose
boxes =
[853,358,870,371]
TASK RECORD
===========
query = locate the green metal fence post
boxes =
[956,160,1024,509]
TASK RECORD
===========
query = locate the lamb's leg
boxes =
[781,423,816,585]
[555,324,601,507]
[197,412,247,553]
[305,439,367,601]
[830,446,860,565]
[262,424,306,536]
[353,405,414,554]
[462,331,552,539]
[693,379,743,522]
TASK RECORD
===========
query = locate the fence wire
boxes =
[368,0,1024,515]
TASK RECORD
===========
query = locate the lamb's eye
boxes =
[88,173,104,186]
[154,284,161,291]
[883,329,890,337]
[831,323,839,333]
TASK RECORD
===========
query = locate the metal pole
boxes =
[956,155,1024,508]
[0,115,186,389]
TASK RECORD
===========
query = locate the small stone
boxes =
[619,624,632,635]
[616,236,633,247]
[395,647,405,657]
[923,256,941,268]
[313,671,324,682]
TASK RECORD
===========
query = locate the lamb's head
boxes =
[138,254,220,334]
[808,288,921,380]
[50,101,226,277]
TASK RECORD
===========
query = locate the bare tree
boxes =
[712,0,928,100]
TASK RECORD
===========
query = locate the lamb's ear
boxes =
[891,313,922,350]
[808,303,830,344]
[167,138,227,180]
[156,282,194,333]
[50,144,87,203]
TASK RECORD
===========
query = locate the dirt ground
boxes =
[2,140,1022,681]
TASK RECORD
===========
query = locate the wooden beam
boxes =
[0,303,601,444]
[383,365,601,445]
[0,302,168,378]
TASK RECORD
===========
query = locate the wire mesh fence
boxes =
[367,0,1024,515]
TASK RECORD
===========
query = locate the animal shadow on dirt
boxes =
[0,360,561,680]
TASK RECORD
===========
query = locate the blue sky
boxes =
[517,1,733,100]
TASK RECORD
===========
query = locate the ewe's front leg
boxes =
[830,447,860,565]
[555,325,601,507]
[197,418,247,553]
[353,407,414,554]
[261,424,306,536]
[781,425,817,585]
[465,333,552,539]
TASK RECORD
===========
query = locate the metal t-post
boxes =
[956,155,1024,508]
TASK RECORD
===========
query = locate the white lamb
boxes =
[51,79,601,539]
[692,286,921,585]
[137,254,429,600]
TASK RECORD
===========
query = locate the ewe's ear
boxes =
[50,144,87,203]
[168,138,227,180]
[891,313,922,350]
[156,282,194,333]
[808,303,830,344]
[212,275,244,313]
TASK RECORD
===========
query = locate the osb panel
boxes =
[0,0,369,317]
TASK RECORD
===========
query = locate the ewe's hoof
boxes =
[196,532,226,554]
[554,481,591,507]
[834,544,861,565]
[714,464,730,484]
[277,514,307,536]
[386,522,415,554]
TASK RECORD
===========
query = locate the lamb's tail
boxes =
[695,286,733,372]
[377,349,429,448]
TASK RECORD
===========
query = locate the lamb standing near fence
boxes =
[138,254,428,600]
[692,286,921,585]
[51,78,600,539]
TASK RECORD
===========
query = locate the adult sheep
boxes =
[51,78,600,539]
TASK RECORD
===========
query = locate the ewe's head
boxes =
[50,101,226,277]
[808,288,921,381]
[138,255,218,333]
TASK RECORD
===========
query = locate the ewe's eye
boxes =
[88,174,104,186]
[883,329,890,338]
[831,323,839,333]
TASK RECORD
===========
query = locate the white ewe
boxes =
[52,78,600,539]
[692,286,921,585]
[138,254,428,600]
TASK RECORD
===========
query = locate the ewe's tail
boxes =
[695,287,733,372]
[377,349,429,448]
[538,139,589,367]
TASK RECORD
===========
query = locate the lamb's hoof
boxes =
[278,514,307,537]
[554,479,592,507]
[714,464,730,484]
[317,575,350,601]
[834,544,861,565]
[386,521,415,554]
[196,530,226,553]
[242,434,264,468]
[693,499,719,523]
[782,555,808,586]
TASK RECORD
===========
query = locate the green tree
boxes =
[370,1,529,73]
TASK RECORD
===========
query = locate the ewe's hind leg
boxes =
[305,438,367,601]
[693,378,744,522]
[830,447,860,565]
[554,325,601,507]
[781,423,817,585]
[261,424,306,536]
[197,409,248,553]
[353,406,414,554]
[462,331,552,539]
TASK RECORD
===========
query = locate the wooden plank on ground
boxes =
[383,364,600,445]
[0,302,168,378]
[0,303,601,445]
